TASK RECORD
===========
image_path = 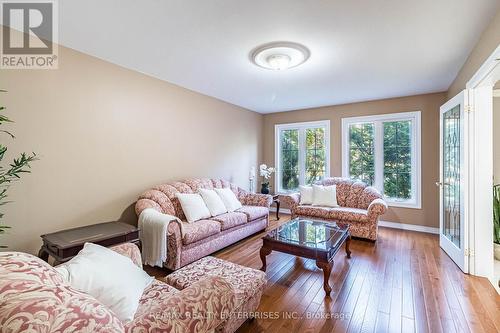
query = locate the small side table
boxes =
[38,222,140,265]
[272,194,280,220]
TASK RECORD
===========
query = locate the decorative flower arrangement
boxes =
[259,164,275,194]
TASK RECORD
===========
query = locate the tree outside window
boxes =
[276,121,330,193]
[342,112,420,208]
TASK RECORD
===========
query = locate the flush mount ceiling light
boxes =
[251,42,310,71]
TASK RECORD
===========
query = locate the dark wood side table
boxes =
[272,194,280,220]
[38,222,140,265]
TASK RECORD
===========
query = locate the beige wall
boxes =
[447,9,500,98]
[0,45,263,254]
[263,93,446,228]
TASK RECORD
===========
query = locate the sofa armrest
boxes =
[238,190,273,208]
[162,276,236,332]
[367,198,388,219]
[281,193,301,211]
[110,242,142,268]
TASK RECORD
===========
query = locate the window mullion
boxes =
[299,127,306,185]
[374,121,384,194]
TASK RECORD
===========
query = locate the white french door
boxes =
[439,90,470,273]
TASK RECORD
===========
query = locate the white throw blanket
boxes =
[138,208,184,267]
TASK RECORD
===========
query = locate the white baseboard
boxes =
[378,220,439,234]
[269,207,439,235]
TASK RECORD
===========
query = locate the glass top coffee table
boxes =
[260,218,351,297]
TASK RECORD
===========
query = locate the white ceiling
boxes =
[57,0,499,113]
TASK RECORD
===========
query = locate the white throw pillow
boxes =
[176,193,211,223]
[55,243,154,323]
[199,188,227,216]
[299,185,313,205]
[214,188,242,212]
[312,184,339,207]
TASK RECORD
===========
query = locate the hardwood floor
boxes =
[151,215,500,333]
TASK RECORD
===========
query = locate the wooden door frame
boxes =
[465,44,500,289]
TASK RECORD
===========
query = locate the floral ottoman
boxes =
[163,256,267,333]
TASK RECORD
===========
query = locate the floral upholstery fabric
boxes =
[236,205,269,221]
[210,212,248,231]
[179,219,268,269]
[125,279,179,332]
[330,207,369,222]
[109,242,143,268]
[136,178,270,270]
[164,256,266,333]
[285,177,387,240]
[0,252,124,333]
[182,219,222,245]
[238,190,273,208]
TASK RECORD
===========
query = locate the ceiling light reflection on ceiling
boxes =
[251,42,310,71]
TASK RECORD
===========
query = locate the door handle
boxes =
[435,181,443,187]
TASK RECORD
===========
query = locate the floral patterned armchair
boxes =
[0,243,237,333]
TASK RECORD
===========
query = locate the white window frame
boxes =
[341,111,421,209]
[275,120,330,193]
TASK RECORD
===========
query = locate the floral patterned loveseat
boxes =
[135,178,273,270]
[0,243,238,333]
[282,177,388,241]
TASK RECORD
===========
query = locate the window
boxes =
[275,120,330,193]
[342,112,421,208]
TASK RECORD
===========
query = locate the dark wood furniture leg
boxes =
[38,246,49,263]
[260,246,272,271]
[275,199,280,220]
[345,234,352,258]
[316,260,334,296]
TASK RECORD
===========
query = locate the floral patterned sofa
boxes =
[0,243,267,333]
[282,177,387,241]
[135,178,273,270]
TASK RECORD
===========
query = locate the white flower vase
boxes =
[494,243,500,261]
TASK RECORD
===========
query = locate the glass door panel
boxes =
[443,105,461,247]
[439,90,468,273]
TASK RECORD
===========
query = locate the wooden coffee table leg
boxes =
[316,260,333,296]
[345,234,352,259]
[260,246,272,271]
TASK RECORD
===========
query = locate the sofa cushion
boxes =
[182,220,221,245]
[237,205,268,221]
[163,256,266,309]
[295,205,334,218]
[211,212,247,230]
[0,252,124,332]
[55,243,154,323]
[330,207,369,222]
[295,205,369,223]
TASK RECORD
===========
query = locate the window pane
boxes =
[306,128,326,184]
[280,129,300,191]
[349,123,375,185]
[383,120,412,200]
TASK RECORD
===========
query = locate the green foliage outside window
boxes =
[348,120,413,201]
[280,127,327,191]
[349,123,375,185]
[280,129,299,190]
[305,128,326,184]
[383,121,411,199]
